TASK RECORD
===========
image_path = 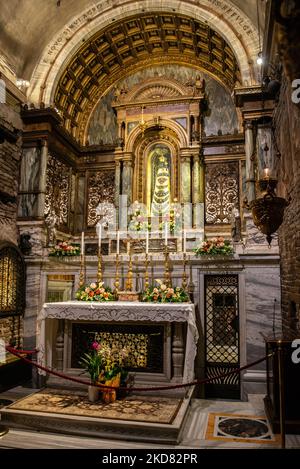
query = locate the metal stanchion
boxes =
[277,340,286,449]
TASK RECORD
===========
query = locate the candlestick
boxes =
[125,241,133,291]
[114,253,120,297]
[97,224,102,284]
[182,252,188,291]
[79,231,85,288]
[183,229,186,254]
[81,231,85,256]
[98,224,102,249]
[163,245,171,287]
[116,230,120,255]
[164,222,168,246]
[144,252,150,291]
[146,230,149,254]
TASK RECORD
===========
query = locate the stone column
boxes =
[244,121,256,202]
[122,160,133,206]
[180,156,191,203]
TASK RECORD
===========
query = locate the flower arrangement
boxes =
[128,202,151,232]
[49,241,80,256]
[80,340,129,386]
[194,237,233,256]
[76,282,115,301]
[142,279,189,303]
[159,206,181,234]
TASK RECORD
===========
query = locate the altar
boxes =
[37,301,199,390]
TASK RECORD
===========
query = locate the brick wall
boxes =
[273,76,300,331]
[0,103,23,349]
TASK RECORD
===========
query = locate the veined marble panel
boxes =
[245,265,281,370]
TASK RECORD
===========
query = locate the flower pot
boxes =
[88,384,99,402]
[101,373,121,404]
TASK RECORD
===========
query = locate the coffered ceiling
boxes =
[54,12,240,140]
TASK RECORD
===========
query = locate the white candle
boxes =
[116,230,120,255]
[165,223,168,246]
[146,230,149,254]
[98,224,102,251]
[183,229,186,254]
[81,231,85,256]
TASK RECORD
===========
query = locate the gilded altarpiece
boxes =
[205,162,239,224]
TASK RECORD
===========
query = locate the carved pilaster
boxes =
[180,155,191,203]
[172,323,184,379]
[122,159,133,205]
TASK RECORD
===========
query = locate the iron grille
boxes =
[0,244,25,318]
[71,323,164,373]
[205,275,240,398]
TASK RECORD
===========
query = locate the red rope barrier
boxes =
[5,345,270,392]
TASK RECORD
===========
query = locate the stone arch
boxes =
[28,0,259,109]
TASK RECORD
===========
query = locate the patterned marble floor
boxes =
[0,386,300,449]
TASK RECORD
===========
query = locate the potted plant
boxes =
[80,342,103,402]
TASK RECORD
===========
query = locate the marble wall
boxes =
[87,64,239,144]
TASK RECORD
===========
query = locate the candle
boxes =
[263,167,270,179]
[146,230,149,254]
[98,224,102,251]
[81,231,85,256]
[116,230,120,255]
[165,223,168,246]
[183,229,186,254]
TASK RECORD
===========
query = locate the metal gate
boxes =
[204,275,240,399]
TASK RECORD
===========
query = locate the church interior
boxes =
[0,0,299,450]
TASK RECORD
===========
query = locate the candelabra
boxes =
[125,244,133,291]
[182,252,188,291]
[78,253,85,288]
[97,247,103,284]
[163,246,171,287]
[114,253,120,295]
[144,253,150,290]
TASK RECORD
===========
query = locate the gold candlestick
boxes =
[182,252,188,291]
[114,253,120,296]
[125,243,133,291]
[164,246,171,287]
[79,253,85,288]
[97,247,103,284]
[144,253,150,291]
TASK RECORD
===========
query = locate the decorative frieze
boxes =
[87,170,115,227]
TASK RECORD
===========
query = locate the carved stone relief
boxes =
[205,162,239,224]
[44,154,70,231]
[87,170,115,227]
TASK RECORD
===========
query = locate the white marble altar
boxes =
[37,301,199,386]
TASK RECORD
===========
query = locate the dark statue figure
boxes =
[19,233,32,255]
[231,205,242,242]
